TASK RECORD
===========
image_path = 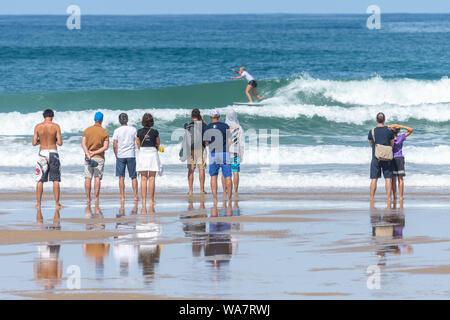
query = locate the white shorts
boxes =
[84,158,105,180]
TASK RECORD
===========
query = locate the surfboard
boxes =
[233,102,263,106]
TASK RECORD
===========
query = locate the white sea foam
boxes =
[0,108,191,135]
[232,103,450,124]
[4,144,450,167]
[268,75,450,106]
[1,101,450,136]
[3,171,450,191]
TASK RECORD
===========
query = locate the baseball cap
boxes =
[94,112,104,122]
[209,109,220,118]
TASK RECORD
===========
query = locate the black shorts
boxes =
[370,158,393,179]
[248,80,257,88]
[393,156,406,177]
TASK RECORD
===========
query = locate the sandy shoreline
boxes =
[0,229,125,245]
[0,189,449,299]
[2,190,450,199]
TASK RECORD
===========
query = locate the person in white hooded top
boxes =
[222,109,244,196]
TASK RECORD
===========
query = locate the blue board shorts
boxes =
[209,152,232,178]
[370,158,393,179]
[116,158,137,178]
[231,154,240,173]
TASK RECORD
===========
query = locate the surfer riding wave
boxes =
[231,66,263,103]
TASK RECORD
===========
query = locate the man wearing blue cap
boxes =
[81,112,109,205]
[204,109,233,206]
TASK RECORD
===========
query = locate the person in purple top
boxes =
[387,123,414,203]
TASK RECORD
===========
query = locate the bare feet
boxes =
[55,203,63,210]
[36,208,43,224]
[149,200,157,206]
[35,204,41,209]
[140,207,147,215]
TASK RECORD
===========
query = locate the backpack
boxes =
[372,128,393,161]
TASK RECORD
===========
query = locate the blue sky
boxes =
[1,0,449,14]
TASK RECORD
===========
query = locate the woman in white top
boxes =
[231,66,263,103]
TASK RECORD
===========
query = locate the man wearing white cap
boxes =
[203,109,233,205]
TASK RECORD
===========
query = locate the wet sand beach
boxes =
[0,189,449,299]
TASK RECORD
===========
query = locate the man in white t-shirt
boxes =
[113,113,138,202]
[231,66,263,103]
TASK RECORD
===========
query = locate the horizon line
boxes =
[0,12,449,16]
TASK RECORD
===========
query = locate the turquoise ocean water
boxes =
[0,14,449,191]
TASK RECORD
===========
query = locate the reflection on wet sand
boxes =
[371,210,413,266]
[188,197,206,211]
[370,198,404,210]
[36,208,61,230]
[80,202,164,283]
[34,208,62,290]
[83,243,110,277]
[117,201,138,217]
[392,198,404,209]
[83,204,109,277]
[34,244,62,290]
[85,204,105,231]
[138,244,162,283]
[182,199,240,271]
[112,203,162,283]
[136,208,162,283]
[2,190,446,299]
[114,205,139,277]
